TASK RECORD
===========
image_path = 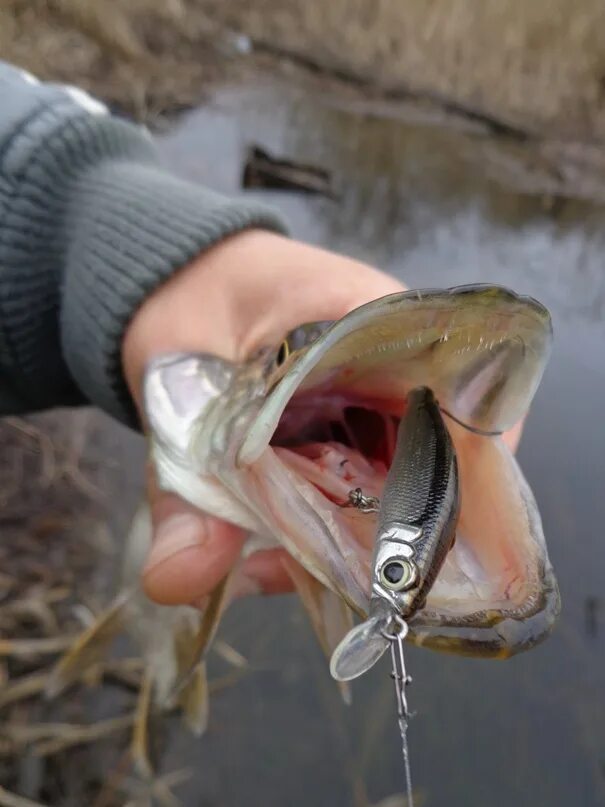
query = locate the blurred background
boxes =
[0,2,604,806]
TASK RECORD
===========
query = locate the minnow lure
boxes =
[331,387,460,806]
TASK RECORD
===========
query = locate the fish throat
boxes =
[270,393,403,556]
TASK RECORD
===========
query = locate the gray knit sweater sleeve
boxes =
[0,62,287,425]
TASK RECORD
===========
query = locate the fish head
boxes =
[145,284,560,658]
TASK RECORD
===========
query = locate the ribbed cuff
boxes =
[62,160,287,425]
[0,98,287,423]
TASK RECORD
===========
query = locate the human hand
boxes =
[122,229,524,608]
[122,230,404,606]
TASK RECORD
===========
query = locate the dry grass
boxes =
[0,412,129,805]
[0,412,249,805]
[0,0,234,122]
[2,0,605,137]
[202,0,605,140]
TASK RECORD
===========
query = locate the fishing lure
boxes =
[331,387,460,806]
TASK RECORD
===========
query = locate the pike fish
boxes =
[50,284,560,743]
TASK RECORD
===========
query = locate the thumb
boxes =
[142,470,246,606]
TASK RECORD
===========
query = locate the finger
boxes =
[142,484,246,606]
[233,548,296,597]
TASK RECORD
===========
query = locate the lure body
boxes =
[331,387,460,681]
[372,386,460,620]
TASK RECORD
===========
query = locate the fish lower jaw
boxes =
[250,396,559,658]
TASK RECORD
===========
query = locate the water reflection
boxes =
[159,83,605,807]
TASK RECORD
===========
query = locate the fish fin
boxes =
[213,639,248,669]
[131,671,154,778]
[178,661,209,737]
[120,502,153,585]
[283,557,354,704]
[330,614,390,682]
[45,593,129,698]
[170,570,233,698]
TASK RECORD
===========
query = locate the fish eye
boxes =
[380,559,417,591]
[276,340,290,366]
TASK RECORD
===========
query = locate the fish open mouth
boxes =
[239,287,559,657]
[146,286,560,658]
[260,387,559,657]
[271,393,398,549]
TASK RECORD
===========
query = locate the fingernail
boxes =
[143,513,208,573]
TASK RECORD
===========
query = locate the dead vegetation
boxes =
[0,411,163,805]
[0,412,131,805]
[0,0,240,123]
[2,0,605,138]
[0,410,255,805]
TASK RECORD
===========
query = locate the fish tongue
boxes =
[330,608,392,681]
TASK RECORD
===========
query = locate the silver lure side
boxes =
[330,387,459,681]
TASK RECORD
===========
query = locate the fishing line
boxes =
[439,406,503,437]
[382,616,414,807]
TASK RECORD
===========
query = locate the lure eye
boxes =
[380,559,417,591]
[276,340,290,366]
